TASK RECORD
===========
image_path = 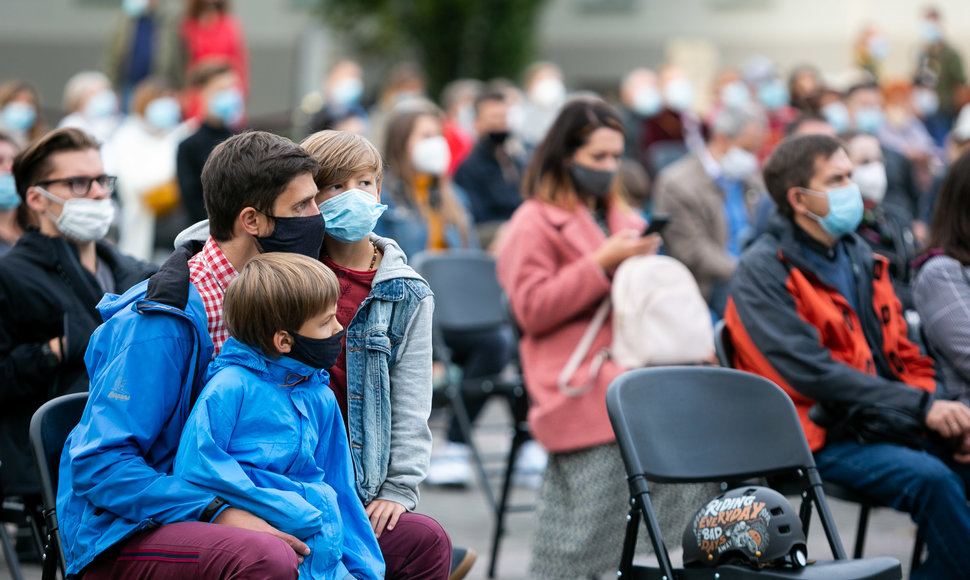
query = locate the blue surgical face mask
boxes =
[720,81,751,109]
[632,86,663,117]
[318,188,387,243]
[0,174,21,211]
[758,79,789,112]
[2,102,36,132]
[854,106,885,134]
[922,20,942,44]
[84,90,119,120]
[821,102,850,134]
[800,183,864,238]
[144,96,181,130]
[208,88,243,126]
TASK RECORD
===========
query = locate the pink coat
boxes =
[496,198,646,453]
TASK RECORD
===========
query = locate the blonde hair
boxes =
[301,130,385,190]
[223,253,340,358]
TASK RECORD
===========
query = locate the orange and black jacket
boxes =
[724,216,936,452]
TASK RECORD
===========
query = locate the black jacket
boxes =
[453,139,525,224]
[0,231,156,494]
[176,122,233,224]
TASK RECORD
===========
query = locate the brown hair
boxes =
[186,60,234,90]
[383,107,471,245]
[301,130,385,190]
[762,134,843,220]
[0,80,46,142]
[928,149,970,264]
[202,131,319,241]
[186,0,230,21]
[522,97,626,209]
[223,253,340,358]
[11,127,100,229]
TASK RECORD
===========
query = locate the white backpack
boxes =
[558,255,715,396]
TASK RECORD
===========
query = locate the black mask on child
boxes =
[287,329,345,370]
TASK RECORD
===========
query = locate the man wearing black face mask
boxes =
[58,131,325,579]
[454,90,526,249]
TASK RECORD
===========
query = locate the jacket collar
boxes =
[144,240,204,310]
[764,212,871,278]
[211,337,328,388]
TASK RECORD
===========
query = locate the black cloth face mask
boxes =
[256,213,326,258]
[287,329,345,370]
[569,163,616,200]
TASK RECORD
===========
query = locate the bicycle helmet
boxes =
[683,485,808,568]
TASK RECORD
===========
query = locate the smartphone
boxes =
[643,216,670,236]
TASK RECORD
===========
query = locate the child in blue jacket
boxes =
[174,252,384,580]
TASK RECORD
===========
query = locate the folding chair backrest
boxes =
[713,318,734,367]
[606,366,814,483]
[30,393,88,508]
[411,250,507,332]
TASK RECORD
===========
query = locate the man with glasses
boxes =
[0,127,155,519]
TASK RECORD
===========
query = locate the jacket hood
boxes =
[760,211,871,277]
[208,337,330,387]
[174,219,210,248]
[371,234,426,285]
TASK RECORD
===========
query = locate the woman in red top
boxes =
[180,0,249,106]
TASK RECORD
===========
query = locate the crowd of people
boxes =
[3,1,970,579]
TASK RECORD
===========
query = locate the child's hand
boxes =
[365,500,406,538]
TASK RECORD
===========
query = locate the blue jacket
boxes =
[57,242,216,576]
[175,338,384,580]
[345,235,434,509]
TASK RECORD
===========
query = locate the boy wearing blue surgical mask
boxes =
[177,61,241,225]
[301,131,460,580]
[174,253,384,580]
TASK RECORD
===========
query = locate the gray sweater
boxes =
[913,254,970,404]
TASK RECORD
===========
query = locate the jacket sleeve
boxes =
[173,382,324,539]
[497,213,612,337]
[315,397,385,580]
[67,330,217,524]
[653,174,737,284]
[0,283,60,405]
[914,257,970,390]
[729,252,929,415]
[377,294,434,510]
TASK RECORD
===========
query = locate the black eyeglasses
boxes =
[35,175,117,197]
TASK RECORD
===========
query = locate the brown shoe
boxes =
[449,546,477,580]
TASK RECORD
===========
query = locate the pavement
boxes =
[0,399,922,580]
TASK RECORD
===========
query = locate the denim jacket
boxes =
[345,235,434,509]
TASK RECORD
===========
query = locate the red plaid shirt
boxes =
[188,238,238,355]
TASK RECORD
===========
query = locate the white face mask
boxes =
[529,78,566,109]
[35,186,115,242]
[720,147,759,181]
[851,161,888,204]
[664,77,695,113]
[411,135,451,176]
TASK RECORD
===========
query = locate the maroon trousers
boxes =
[81,513,450,579]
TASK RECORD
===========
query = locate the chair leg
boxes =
[0,522,24,580]
[487,388,531,578]
[853,504,870,559]
[910,526,925,575]
[618,504,640,579]
[447,381,496,510]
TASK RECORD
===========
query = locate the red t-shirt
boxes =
[322,256,377,418]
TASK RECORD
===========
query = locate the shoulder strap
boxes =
[557,297,611,397]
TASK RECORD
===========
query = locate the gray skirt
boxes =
[530,442,718,579]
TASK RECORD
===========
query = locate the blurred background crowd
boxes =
[2,0,970,543]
